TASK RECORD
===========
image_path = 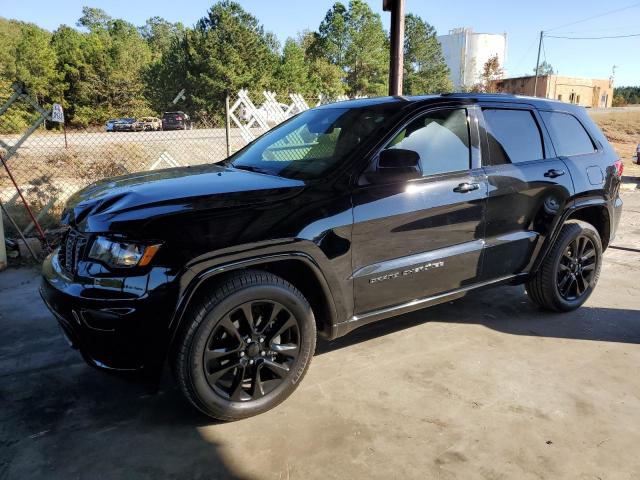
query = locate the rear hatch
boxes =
[162,113,184,127]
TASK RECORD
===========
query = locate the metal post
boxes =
[384,0,405,96]
[225,91,231,158]
[0,153,49,250]
[533,30,543,97]
[0,201,6,271]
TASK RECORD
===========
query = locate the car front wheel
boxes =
[526,220,602,312]
[172,270,316,421]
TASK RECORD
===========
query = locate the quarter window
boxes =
[482,108,544,165]
[384,109,470,176]
[540,111,596,157]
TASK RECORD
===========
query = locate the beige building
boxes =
[491,75,614,108]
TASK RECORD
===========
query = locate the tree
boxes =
[182,1,279,120]
[51,25,92,122]
[140,17,185,61]
[534,60,554,76]
[403,14,452,94]
[472,54,504,93]
[77,7,113,32]
[343,0,388,96]
[13,24,61,102]
[297,31,345,98]
[276,38,312,94]
[311,3,349,67]
[614,86,640,105]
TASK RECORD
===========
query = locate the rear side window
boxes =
[482,109,544,165]
[540,111,596,157]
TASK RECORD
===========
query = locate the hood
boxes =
[62,164,305,233]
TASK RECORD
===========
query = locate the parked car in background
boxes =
[162,111,193,130]
[137,117,162,131]
[41,94,623,421]
[105,119,118,132]
[112,118,139,132]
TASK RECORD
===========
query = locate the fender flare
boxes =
[529,198,609,275]
[168,252,340,346]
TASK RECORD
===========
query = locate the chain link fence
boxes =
[0,87,348,237]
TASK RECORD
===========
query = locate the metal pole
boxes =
[225,90,231,158]
[385,0,405,96]
[63,122,68,149]
[0,200,6,270]
[0,153,49,250]
[533,30,543,97]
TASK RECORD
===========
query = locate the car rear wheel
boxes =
[526,220,602,312]
[172,270,316,421]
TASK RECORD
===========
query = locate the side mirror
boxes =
[363,148,421,184]
[378,148,420,169]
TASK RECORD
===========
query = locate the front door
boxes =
[351,106,487,315]
[478,104,575,280]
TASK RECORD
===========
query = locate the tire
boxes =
[173,270,316,421]
[526,220,602,312]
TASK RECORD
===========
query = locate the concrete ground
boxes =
[1,189,639,480]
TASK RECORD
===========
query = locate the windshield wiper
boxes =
[231,164,275,176]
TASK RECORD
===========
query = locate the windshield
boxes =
[230,106,393,180]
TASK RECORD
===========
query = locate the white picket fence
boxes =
[228,89,365,143]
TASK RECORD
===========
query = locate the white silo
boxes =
[437,27,507,90]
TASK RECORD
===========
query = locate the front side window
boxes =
[482,108,544,165]
[230,106,392,180]
[540,111,596,157]
[383,109,470,176]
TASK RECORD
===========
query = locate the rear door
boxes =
[478,103,574,280]
[351,106,488,315]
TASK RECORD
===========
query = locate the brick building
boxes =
[491,75,613,108]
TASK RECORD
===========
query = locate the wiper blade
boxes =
[232,164,274,176]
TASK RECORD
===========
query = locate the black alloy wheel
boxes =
[203,300,300,402]
[173,270,316,421]
[556,235,597,301]
[526,220,602,312]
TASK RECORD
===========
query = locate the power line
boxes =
[545,33,640,39]
[545,1,640,32]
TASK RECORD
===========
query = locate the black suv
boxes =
[161,111,192,130]
[41,94,623,420]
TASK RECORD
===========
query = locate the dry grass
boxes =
[589,110,640,176]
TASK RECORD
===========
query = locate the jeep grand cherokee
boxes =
[41,94,623,420]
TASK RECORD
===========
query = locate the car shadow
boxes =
[0,268,247,480]
[316,284,640,355]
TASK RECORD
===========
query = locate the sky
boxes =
[1,0,639,86]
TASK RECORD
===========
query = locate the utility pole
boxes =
[533,30,543,97]
[384,0,405,96]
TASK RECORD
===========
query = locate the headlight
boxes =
[88,237,161,268]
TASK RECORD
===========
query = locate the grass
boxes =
[589,110,640,176]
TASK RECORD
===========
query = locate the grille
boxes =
[57,230,88,276]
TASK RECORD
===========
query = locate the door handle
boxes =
[544,169,566,178]
[453,182,480,193]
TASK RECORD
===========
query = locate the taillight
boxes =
[613,159,624,177]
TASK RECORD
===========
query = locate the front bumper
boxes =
[40,251,179,372]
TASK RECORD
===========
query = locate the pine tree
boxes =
[403,14,452,94]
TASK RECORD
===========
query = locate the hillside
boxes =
[590,109,640,178]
